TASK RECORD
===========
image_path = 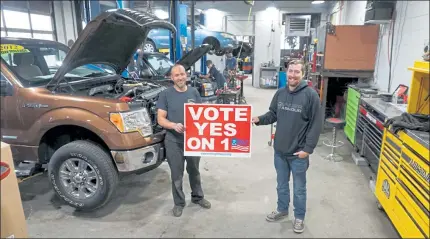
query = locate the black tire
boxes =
[48,140,119,211]
[203,37,220,55]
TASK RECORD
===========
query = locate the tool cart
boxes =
[374,61,429,239]
[344,84,379,145]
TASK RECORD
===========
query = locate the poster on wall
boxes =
[184,104,252,157]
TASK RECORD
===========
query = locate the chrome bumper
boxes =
[110,143,164,172]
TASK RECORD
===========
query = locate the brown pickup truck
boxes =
[0,9,175,211]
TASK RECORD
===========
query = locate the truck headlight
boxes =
[109,108,153,137]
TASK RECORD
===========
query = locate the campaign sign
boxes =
[184,104,252,157]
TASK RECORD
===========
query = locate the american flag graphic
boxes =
[231,138,250,152]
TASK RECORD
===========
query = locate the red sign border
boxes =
[183,103,253,158]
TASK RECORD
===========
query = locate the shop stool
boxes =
[323,117,345,162]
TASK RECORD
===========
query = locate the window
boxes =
[6,32,32,38]
[3,10,31,29]
[40,47,67,69]
[30,14,52,31]
[1,52,11,65]
[146,55,173,75]
[33,33,54,40]
[0,73,13,96]
[0,42,111,87]
[2,7,54,42]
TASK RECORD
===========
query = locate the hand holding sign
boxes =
[173,123,185,133]
[184,104,252,157]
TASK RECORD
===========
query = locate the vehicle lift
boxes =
[168,0,207,75]
[168,0,187,63]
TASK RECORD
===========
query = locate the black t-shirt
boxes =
[157,86,202,142]
[209,66,226,88]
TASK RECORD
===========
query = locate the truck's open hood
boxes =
[49,9,175,86]
[177,44,211,71]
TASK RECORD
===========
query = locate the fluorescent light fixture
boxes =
[154,9,169,19]
[266,6,278,14]
[311,1,325,4]
[206,8,222,15]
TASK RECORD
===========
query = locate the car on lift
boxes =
[0,9,175,211]
[143,22,238,56]
[136,44,218,104]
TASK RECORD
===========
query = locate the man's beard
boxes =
[175,81,186,89]
[288,80,299,87]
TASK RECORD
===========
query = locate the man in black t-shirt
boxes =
[199,60,226,89]
[157,64,212,217]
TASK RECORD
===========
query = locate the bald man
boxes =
[157,64,211,217]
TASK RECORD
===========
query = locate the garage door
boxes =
[1,1,55,41]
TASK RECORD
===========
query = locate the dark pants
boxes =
[165,139,204,207]
[274,151,309,220]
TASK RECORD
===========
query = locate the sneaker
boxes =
[293,218,305,233]
[172,206,184,217]
[266,210,288,222]
[193,198,211,209]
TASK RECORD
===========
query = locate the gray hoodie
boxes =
[256,80,322,155]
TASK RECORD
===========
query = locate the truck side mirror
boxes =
[0,81,13,96]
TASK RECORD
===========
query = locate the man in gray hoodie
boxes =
[252,60,321,233]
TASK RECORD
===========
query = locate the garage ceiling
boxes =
[194,1,328,14]
[131,1,328,15]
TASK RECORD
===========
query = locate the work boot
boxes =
[172,206,184,217]
[266,210,288,222]
[193,198,211,209]
[293,218,305,233]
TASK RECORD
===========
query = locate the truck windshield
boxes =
[146,54,174,76]
[0,42,113,87]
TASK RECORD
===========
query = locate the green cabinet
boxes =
[344,87,360,144]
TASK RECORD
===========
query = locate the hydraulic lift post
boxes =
[200,13,207,74]
[168,0,187,62]
[190,0,195,73]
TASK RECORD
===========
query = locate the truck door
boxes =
[0,73,21,145]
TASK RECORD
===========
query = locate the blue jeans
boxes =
[274,151,309,220]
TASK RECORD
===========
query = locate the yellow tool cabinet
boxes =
[375,61,430,239]
[376,129,429,238]
[407,61,429,114]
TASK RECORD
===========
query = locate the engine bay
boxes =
[56,75,166,130]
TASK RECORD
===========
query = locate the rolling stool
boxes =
[323,117,346,162]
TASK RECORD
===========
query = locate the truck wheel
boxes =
[48,140,119,211]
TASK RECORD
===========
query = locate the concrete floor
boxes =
[19,78,398,238]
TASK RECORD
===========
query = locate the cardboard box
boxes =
[1,142,28,238]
